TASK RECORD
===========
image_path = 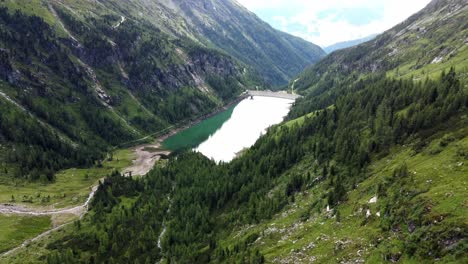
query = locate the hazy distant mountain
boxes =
[294,0,467,94]
[323,34,378,53]
[40,1,467,263]
[0,0,324,181]
[1,0,467,264]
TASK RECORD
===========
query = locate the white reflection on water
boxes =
[195,97,293,162]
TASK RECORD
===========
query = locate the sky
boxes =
[236,0,432,47]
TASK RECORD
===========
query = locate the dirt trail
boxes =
[0,222,73,257]
[0,184,99,257]
[0,95,244,258]
[0,185,98,217]
[0,141,169,217]
[0,141,171,258]
[123,143,171,176]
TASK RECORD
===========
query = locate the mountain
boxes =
[0,0,255,181]
[1,0,467,263]
[292,0,467,100]
[323,34,378,54]
[98,0,326,86]
[0,0,323,182]
[166,0,326,86]
[5,0,466,263]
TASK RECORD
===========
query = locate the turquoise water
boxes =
[162,104,237,151]
[162,97,293,162]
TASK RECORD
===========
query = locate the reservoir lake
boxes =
[162,96,294,162]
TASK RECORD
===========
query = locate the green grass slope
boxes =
[0,215,51,254]
[293,0,467,96]
[1,0,467,263]
[0,0,259,182]
[220,124,467,263]
[6,68,465,263]
[0,0,260,255]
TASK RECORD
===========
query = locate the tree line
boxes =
[46,69,467,262]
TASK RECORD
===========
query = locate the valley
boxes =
[0,0,466,263]
[0,91,298,260]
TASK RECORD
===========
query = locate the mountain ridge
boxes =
[324,34,378,54]
[157,0,326,85]
[0,0,324,181]
[0,0,467,263]
[290,0,467,117]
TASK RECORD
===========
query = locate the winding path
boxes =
[0,143,168,217]
[0,185,97,217]
[157,195,172,250]
[0,222,74,257]
[0,90,297,258]
[0,183,98,257]
[0,142,169,258]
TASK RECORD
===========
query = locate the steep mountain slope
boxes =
[4,0,466,263]
[0,0,258,181]
[6,73,467,263]
[162,0,326,86]
[0,0,325,181]
[293,0,467,104]
[324,34,377,54]
[89,0,326,86]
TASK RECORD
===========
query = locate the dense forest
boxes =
[0,3,256,181]
[0,7,117,181]
[44,69,467,263]
[0,0,466,263]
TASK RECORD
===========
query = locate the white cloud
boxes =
[235,0,432,47]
